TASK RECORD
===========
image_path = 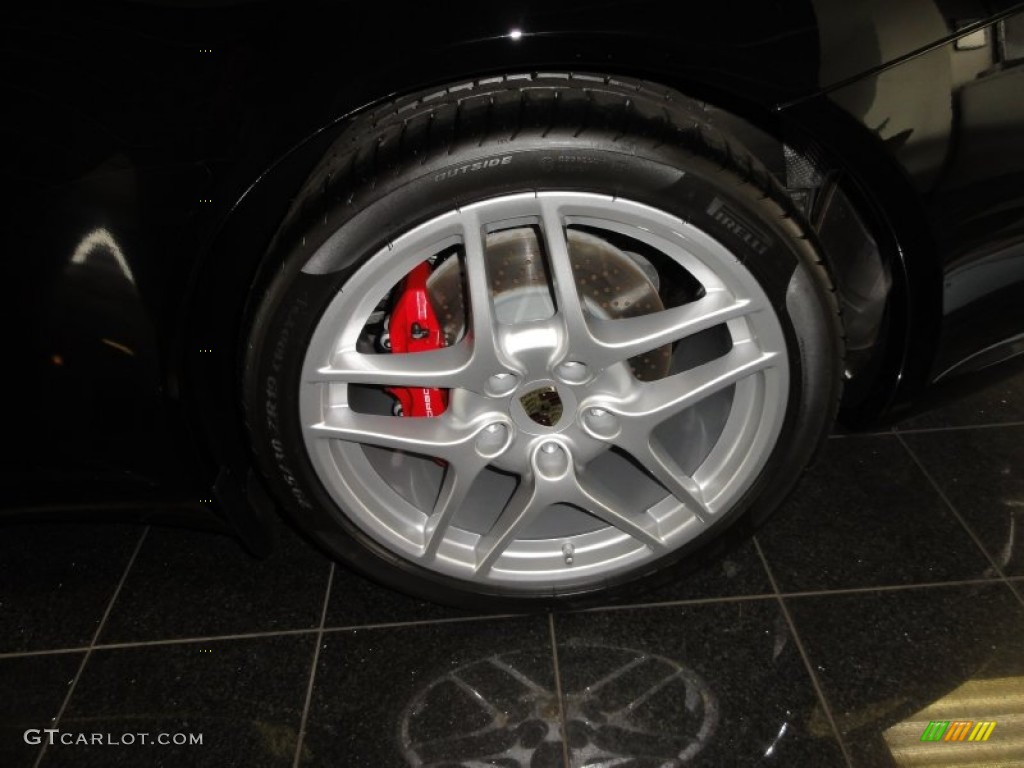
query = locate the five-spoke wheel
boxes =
[244,74,841,607]
[300,193,788,587]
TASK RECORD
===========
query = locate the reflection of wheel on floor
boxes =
[244,74,843,608]
[399,644,718,766]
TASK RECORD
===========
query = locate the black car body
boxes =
[3,0,1024,557]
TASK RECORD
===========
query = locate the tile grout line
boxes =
[106,612,520,652]
[4,576,1017,663]
[547,613,572,768]
[576,593,778,613]
[753,537,855,768]
[0,613,532,661]
[895,432,1024,610]
[827,429,894,439]
[0,646,92,661]
[1,628,321,660]
[777,576,1006,600]
[1009,580,1024,605]
[829,421,1024,438]
[291,563,335,768]
[32,525,150,768]
[893,420,1024,435]
[320,612,526,634]
[570,576,1010,615]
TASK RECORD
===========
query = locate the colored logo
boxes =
[920,720,997,742]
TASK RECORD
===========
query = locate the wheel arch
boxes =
[179,58,937,523]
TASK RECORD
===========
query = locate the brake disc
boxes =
[427,228,672,381]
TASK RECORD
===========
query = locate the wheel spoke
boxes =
[615,435,709,522]
[624,341,778,428]
[460,211,504,372]
[539,199,591,344]
[309,411,475,460]
[423,460,487,559]
[474,476,548,574]
[313,342,473,388]
[475,460,669,573]
[573,478,668,552]
[587,291,757,368]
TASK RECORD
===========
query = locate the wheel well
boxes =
[623,79,940,424]
[689,99,917,422]
[182,68,936,508]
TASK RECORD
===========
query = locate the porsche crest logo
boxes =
[519,386,563,427]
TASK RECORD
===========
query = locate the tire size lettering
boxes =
[263,299,314,510]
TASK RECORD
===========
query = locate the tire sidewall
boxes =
[245,139,840,609]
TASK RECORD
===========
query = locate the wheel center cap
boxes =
[520,385,563,427]
[510,380,576,436]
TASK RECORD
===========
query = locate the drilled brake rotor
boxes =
[427,228,672,381]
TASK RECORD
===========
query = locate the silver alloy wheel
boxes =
[299,192,788,589]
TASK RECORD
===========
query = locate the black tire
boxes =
[243,73,843,610]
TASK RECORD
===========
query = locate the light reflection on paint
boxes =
[70,228,135,284]
[101,338,135,356]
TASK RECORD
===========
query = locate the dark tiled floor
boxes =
[902,426,1024,578]
[99,525,332,643]
[301,617,556,767]
[0,653,82,767]
[43,634,314,768]
[786,584,1024,768]
[625,537,774,604]
[0,524,143,653]
[321,560,471,628]
[554,601,847,766]
[754,435,997,592]
[3,370,1024,767]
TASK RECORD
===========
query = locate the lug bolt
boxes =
[583,406,619,439]
[536,441,569,479]
[486,372,518,397]
[476,422,509,456]
[556,361,588,384]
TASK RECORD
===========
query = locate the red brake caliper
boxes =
[385,261,448,418]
